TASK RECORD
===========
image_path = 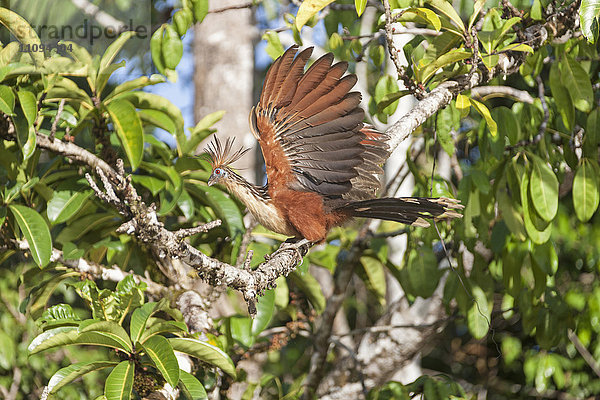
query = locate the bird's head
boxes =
[204,136,249,187]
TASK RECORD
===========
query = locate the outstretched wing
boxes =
[249,46,387,199]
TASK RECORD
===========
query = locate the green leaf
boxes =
[230,316,254,347]
[529,155,558,222]
[403,247,442,298]
[497,189,526,241]
[427,0,465,32]
[162,25,184,70]
[105,99,144,170]
[28,326,78,354]
[169,337,237,378]
[296,0,335,30]
[140,320,188,343]
[0,84,15,114]
[0,7,44,65]
[130,302,159,345]
[467,286,491,339]
[580,0,600,43]
[17,89,37,127]
[573,159,600,222]
[493,106,521,145]
[99,31,136,73]
[174,9,194,36]
[140,162,183,215]
[418,49,471,83]
[560,55,594,112]
[355,0,367,16]
[142,335,180,388]
[262,31,285,60]
[106,75,166,101]
[521,171,552,244]
[549,62,574,130]
[40,304,80,323]
[251,289,275,336]
[455,94,471,117]
[48,361,117,394]
[151,25,166,75]
[116,91,184,155]
[12,106,36,160]
[47,190,92,224]
[192,0,209,23]
[9,205,52,268]
[359,256,387,302]
[289,270,326,313]
[436,104,459,156]
[468,0,486,29]
[374,75,400,115]
[179,370,208,400]
[79,321,133,353]
[470,98,497,136]
[183,110,225,154]
[105,361,134,400]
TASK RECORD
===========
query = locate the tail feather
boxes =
[337,197,464,227]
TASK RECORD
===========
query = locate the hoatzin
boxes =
[205,45,463,244]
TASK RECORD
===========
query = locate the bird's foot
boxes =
[265,238,312,262]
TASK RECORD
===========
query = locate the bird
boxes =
[204,45,463,244]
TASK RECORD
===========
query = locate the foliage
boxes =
[0,0,599,398]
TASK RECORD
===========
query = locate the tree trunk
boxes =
[193,1,257,180]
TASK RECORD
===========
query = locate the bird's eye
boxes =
[215,169,221,175]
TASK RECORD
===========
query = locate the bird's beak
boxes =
[207,175,216,186]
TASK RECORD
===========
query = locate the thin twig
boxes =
[568,329,600,379]
[49,99,65,140]
[208,2,255,14]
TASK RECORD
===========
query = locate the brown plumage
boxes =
[205,46,463,243]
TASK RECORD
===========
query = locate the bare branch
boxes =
[471,86,535,104]
[70,0,127,29]
[568,329,600,379]
[208,2,255,13]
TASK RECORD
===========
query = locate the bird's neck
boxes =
[223,172,270,208]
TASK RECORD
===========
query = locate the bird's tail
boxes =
[337,197,464,227]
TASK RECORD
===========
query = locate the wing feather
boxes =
[251,47,389,199]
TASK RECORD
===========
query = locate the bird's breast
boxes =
[225,181,296,236]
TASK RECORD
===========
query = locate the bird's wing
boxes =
[249,45,381,198]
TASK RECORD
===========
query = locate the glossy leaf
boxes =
[529,155,558,222]
[0,84,15,114]
[116,91,184,155]
[549,62,574,130]
[162,25,184,70]
[573,159,600,222]
[580,0,600,43]
[263,31,285,60]
[470,98,497,136]
[355,0,367,16]
[98,31,136,73]
[0,7,44,65]
[142,335,180,388]
[179,370,208,400]
[151,25,166,75]
[467,286,491,339]
[47,190,92,224]
[105,99,144,170]
[169,337,237,378]
[290,270,326,313]
[104,361,134,400]
[9,205,51,268]
[560,55,594,112]
[521,172,552,244]
[428,0,465,32]
[192,0,209,23]
[251,289,275,336]
[79,321,133,353]
[130,302,160,345]
[17,89,37,127]
[47,361,117,394]
[296,0,335,30]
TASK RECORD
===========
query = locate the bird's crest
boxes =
[203,136,250,169]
